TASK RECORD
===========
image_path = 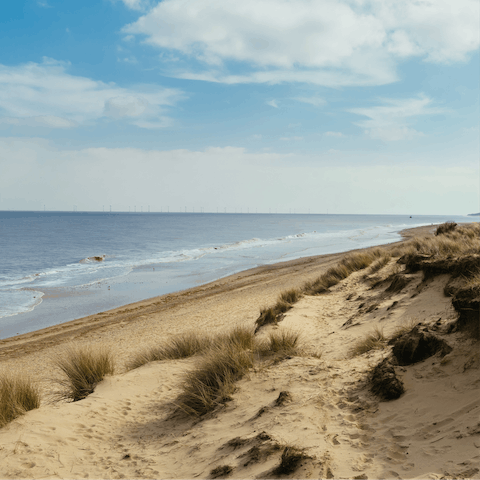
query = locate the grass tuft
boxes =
[349,326,387,357]
[0,373,40,428]
[272,446,311,475]
[127,326,255,370]
[306,250,387,295]
[210,465,233,478]
[126,332,212,370]
[53,345,115,402]
[213,325,256,351]
[389,318,420,342]
[435,221,457,236]
[177,342,254,416]
[366,254,391,276]
[256,330,301,356]
[255,289,302,332]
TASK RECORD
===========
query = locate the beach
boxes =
[1,223,479,479]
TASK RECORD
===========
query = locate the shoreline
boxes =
[1,222,478,479]
[0,224,435,367]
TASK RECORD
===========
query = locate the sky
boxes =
[0,0,479,215]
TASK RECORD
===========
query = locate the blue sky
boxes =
[0,0,479,214]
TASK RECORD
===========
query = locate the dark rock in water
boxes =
[385,274,412,293]
[370,357,405,401]
[452,296,480,340]
[391,326,453,365]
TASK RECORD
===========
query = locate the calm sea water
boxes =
[0,211,472,338]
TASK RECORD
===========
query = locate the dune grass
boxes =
[365,254,392,276]
[176,342,254,416]
[53,345,115,402]
[126,332,212,370]
[0,373,40,427]
[255,330,301,356]
[305,250,385,296]
[172,326,302,416]
[255,250,389,332]
[127,326,255,370]
[255,288,302,332]
[272,446,311,476]
[390,318,420,342]
[435,221,457,236]
[349,326,387,357]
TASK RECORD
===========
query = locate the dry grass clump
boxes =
[463,272,480,292]
[306,250,386,295]
[177,342,254,416]
[127,326,255,370]
[256,330,301,356]
[255,288,302,332]
[349,326,387,357]
[127,332,212,370]
[210,465,233,478]
[0,373,40,427]
[256,250,389,330]
[405,224,480,259]
[272,446,311,475]
[366,254,392,275]
[213,325,256,350]
[53,345,115,402]
[435,221,457,236]
[389,318,420,342]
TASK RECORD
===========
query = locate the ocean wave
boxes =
[0,289,44,319]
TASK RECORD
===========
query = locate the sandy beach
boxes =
[1,224,479,479]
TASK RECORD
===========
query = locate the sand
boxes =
[0,224,479,479]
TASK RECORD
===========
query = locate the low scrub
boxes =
[349,326,387,357]
[53,345,114,402]
[0,373,40,427]
[256,330,301,356]
[177,342,254,416]
[435,221,457,236]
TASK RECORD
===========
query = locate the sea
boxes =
[0,211,473,339]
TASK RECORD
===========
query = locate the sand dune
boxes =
[1,225,479,479]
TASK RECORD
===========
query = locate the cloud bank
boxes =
[124,0,480,86]
[0,138,476,214]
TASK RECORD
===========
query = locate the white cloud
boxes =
[266,99,279,108]
[123,0,480,86]
[294,96,326,107]
[0,58,184,129]
[324,131,345,137]
[120,0,151,11]
[0,116,77,128]
[350,95,442,141]
[252,134,262,139]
